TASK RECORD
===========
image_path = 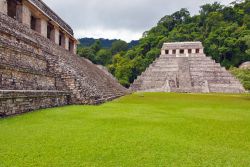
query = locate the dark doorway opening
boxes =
[31,15,36,31]
[68,41,71,51]
[172,50,176,54]
[59,31,64,46]
[180,49,184,54]
[59,33,62,46]
[188,49,192,54]
[47,23,53,39]
[7,0,17,19]
[165,50,169,54]
[196,49,200,53]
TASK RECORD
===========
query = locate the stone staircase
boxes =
[176,57,192,92]
[0,13,128,116]
[188,56,244,93]
[130,53,245,93]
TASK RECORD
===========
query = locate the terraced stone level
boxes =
[0,1,128,117]
[130,42,245,93]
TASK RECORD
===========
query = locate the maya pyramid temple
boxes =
[130,42,245,93]
[0,0,128,117]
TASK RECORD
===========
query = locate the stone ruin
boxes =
[130,42,245,93]
[240,62,250,69]
[0,0,128,117]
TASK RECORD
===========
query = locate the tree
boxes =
[96,49,112,65]
[200,2,223,17]
[77,0,250,87]
[91,40,101,53]
[241,35,250,56]
[108,54,132,87]
[111,40,128,54]
[77,47,96,62]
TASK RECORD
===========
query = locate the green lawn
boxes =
[1,93,250,167]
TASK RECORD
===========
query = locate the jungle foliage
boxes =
[230,67,250,90]
[78,0,250,87]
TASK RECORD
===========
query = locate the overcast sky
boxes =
[43,0,232,42]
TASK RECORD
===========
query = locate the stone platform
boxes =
[130,42,245,93]
[0,90,69,117]
[0,12,128,117]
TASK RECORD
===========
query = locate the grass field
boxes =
[0,93,250,167]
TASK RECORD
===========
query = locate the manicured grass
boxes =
[0,93,250,167]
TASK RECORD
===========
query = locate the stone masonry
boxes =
[240,62,250,69]
[130,42,245,93]
[0,0,128,117]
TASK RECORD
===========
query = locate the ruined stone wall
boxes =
[0,0,7,15]
[240,62,250,69]
[162,42,203,50]
[0,13,128,116]
[28,0,73,35]
[161,42,204,55]
[0,90,69,117]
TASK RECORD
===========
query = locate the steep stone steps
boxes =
[130,50,245,93]
[176,58,192,91]
[0,12,128,116]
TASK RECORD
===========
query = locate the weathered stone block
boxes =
[0,0,7,15]
[36,18,47,37]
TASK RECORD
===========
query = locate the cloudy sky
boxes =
[43,0,232,42]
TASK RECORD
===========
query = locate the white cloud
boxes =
[74,28,142,42]
[43,0,234,41]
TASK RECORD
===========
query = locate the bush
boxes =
[230,67,250,90]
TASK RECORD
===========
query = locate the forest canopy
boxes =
[78,0,250,87]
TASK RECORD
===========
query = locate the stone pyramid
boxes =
[130,42,245,93]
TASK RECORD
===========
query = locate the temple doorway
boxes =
[7,0,17,19]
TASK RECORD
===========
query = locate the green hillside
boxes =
[78,0,250,87]
[78,38,139,48]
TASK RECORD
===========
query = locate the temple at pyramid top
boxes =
[130,42,245,93]
[161,41,204,57]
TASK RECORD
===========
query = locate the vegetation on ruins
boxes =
[78,0,250,87]
[230,67,250,89]
[1,93,250,166]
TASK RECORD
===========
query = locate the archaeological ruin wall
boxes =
[240,62,250,69]
[0,0,128,117]
[130,42,245,93]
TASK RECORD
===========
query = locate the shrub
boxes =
[230,67,250,90]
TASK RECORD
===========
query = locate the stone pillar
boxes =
[161,50,165,55]
[16,4,22,22]
[200,48,204,54]
[192,49,196,54]
[54,28,60,45]
[73,42,77,54]
[50,28,55,43]
[184,49,188,54]
[184,49,189,57]
[36,19,47,37]
[176,49,180,55]
[16,4,31,27]
[169,50,173,54]
[22,5,31,27]
[35,19,41,33]
[65,35,69,50]
[0,0,7,15]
